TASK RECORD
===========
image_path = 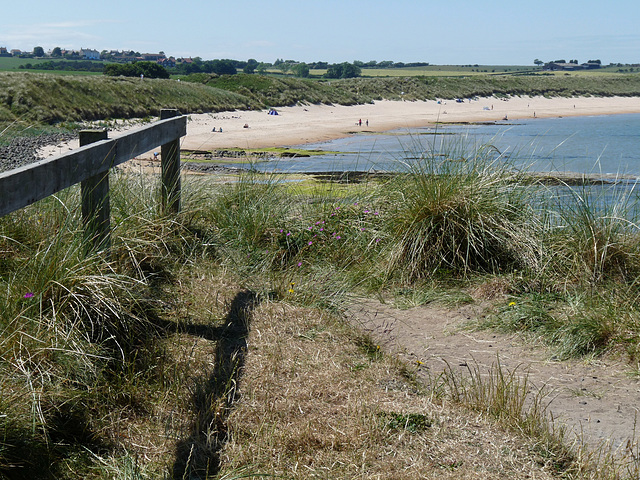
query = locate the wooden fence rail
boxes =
[0,109,187,252]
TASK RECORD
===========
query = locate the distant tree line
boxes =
[19,60,104,72]
[305,60,429,69]
[168,58,240,75]
[104,61,169,79]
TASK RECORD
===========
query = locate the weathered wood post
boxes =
[160,109,181,214]
[80,129,111,254]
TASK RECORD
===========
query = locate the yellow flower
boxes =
[508,301,516,307]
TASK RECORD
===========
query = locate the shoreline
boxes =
[179,95,640,152]
[36,95,640,162]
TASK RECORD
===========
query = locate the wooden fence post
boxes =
[160,109,181,214]
[80,129,110,254]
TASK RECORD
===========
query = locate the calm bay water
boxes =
[238,113,640,177]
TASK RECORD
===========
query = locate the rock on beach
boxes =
[0,133,76,173]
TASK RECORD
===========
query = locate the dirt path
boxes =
[347,299,640,454]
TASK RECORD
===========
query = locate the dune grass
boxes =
[3,129,640,477]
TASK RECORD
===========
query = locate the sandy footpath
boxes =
[38,96,640,160]
[349,298,640,453]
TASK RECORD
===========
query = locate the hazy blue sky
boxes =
[2,0,638,65]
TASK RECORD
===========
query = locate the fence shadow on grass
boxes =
[171,289,259,479]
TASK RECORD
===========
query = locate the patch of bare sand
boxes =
[346,299,640,454]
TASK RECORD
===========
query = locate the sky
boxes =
[1,0,638,65]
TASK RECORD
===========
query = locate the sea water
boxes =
[228,112,640,217]
[238,113,640,177]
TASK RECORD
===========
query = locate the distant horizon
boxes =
[2,0,638,66]
[0,47,633,68]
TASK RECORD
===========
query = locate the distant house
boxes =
[111,51,139,62]
[142,53,166,62]
[61,49,81,58]
[0,47,10,57]
[81,48,100,60]
[545,62,581,71]
[10,49,22,56]
[544,61,601,71]
[158,57,176,68]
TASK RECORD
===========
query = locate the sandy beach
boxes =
[37,95,640,160]
[179,95,640,153]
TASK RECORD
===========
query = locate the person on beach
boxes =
[359,119,362,126]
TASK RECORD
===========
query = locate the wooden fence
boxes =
[0,109,187,252]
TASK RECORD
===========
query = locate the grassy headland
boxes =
[2,71,640,131]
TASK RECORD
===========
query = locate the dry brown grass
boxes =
[217,299,559,479]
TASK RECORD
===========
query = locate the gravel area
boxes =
[0,133,77,174]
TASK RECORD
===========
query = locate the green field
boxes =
[0,57,52,69]
[0,56,104,74]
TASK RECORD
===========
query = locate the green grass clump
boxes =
[0,167,215,477]
[543,182,640,287]
[382,138,542,281]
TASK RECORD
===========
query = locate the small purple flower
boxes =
[336,236,341,240]
[23,292,34,299]
[361,228,365,231]
[280,229,284,233]
[375,238,381,243]
[287,232,291,236]
[297,262,302,267]
[308,241,313,245]
[308,226,313,231]
[319,228,324,231]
